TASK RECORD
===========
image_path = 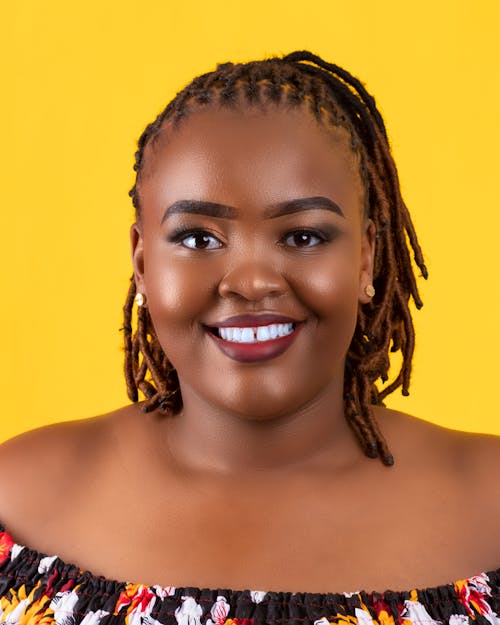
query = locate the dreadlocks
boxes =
[122,50,427,467]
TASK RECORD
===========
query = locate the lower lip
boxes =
[206,324,304,363]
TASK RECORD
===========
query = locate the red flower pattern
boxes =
[0,531,13,565]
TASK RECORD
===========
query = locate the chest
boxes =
[45,473,496,595]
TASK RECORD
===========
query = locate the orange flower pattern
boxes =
[0,527,498,625]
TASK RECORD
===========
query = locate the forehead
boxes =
[138,105,364,219]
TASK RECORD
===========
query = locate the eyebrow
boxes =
[160,196,345,223]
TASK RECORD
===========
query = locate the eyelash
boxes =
[167,227,336,250]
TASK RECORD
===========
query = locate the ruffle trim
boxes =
[0,525,499,625]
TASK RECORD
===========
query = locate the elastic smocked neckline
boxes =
[0,522,499,611]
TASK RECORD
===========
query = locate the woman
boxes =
[0,51,498,625]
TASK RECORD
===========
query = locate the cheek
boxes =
[142,243,214,347]
[141,230,362,372]
[289,239,362,373]
[292,240,361,323]
[147,266,210,316]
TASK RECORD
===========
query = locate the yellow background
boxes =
[2,1,499,441]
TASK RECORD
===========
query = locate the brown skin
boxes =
[0,105,499,595]
[132,106,375,472]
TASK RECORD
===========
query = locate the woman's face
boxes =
[131,105,375,419]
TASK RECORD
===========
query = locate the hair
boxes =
[122,50,427,467]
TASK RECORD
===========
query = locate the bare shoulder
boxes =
[0,404,141,533]
[454,424,500,487]
[374,405,500,494]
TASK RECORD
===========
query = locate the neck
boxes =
[154,381,365,477]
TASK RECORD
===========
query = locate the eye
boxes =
[282,230,326,248]
[169,228,223,250]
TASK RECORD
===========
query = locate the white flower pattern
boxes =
[153,585,177,599]
[79,610,110,625]
[9,545,24,562]
[174,596,203,625]
[0,596,31,625]
[401,598,442,625]
[50,589,80,625]
[38,555,58,574]
[355,606,376,625]
[250,590,267,604]
[0,528,498,625]
[206,596,230,625]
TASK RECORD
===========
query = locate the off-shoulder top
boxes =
[0,524,498,625]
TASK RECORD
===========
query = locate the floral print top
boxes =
[0,524,498,625]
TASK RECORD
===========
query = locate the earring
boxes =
[134,292,146,307]
[365,284,375,298]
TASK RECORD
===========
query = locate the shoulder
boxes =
[0,412,109,473]
[374,405,500,494]
[0,404,143,536]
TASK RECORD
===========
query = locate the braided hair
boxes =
[122,50,427,467]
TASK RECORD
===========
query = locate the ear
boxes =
[358,218,376,305]
[130,222,146,295]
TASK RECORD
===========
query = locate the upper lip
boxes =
[206,314,302,328]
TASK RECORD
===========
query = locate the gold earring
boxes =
[134,292,146,307]
[365,284,375,298]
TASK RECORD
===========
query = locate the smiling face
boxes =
[131,104,375,420]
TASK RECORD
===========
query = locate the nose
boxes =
[218,261,288,302]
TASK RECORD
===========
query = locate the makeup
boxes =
[133,105,367,419]
[206,322,304,363]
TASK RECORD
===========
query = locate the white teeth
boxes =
[219,327,234,341]
[217,323,295,343]
[233,328,242,342]
[256,326,270,341]
[241,328,256,343]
